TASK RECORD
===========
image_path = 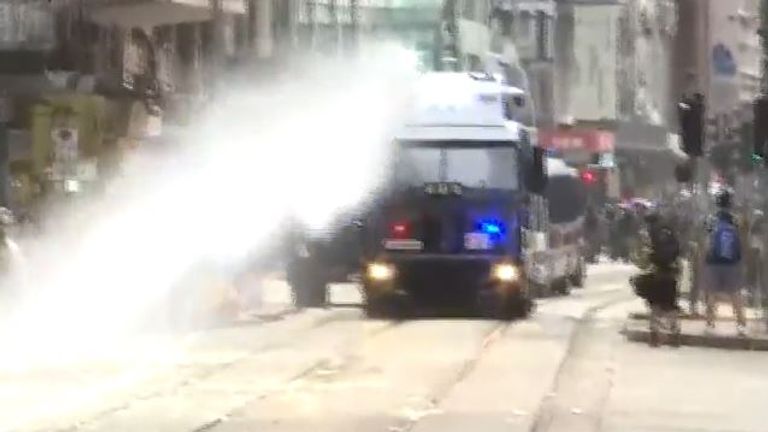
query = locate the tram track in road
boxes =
[192,316,411,432]
[189,313,510,432]
[384,280,634,432]
[205,270,633,432]
[218,268,634,432]
[528,290,634,432]
[51,307,389,432]
[386,320,513,432]
[46,267,637,432]
[62,307,410,432]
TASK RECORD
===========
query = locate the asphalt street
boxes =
[3,263,768,432]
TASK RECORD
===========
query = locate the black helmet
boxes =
[715,190,732,209]
[644,208,661,225]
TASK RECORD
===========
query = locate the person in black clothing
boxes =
[605,205,618,259]
[631,211,682,347]
[746,210,765,305]
[615,208,634,262]
[584,205,601,262]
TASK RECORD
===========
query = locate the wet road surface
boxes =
[4,263,768,432]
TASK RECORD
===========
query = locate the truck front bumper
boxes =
[363,255,526,306]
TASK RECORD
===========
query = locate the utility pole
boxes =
[209,0,225,96]
[760,0,768,93]
[273,0,297,57]
[348,0,359,57]
[307,0,317,51]
[328,0,340,57]
[251,0,273,59]
[441,0,459,71]
[754,0,768,173]
[0,94,10,209]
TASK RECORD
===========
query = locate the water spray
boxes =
[0,44,418,367]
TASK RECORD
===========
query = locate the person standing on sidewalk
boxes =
[584,205,601,262]
[746,210,765,306]
[703,191,747,336]
[630,211,682,347]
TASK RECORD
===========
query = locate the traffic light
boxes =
[753,95,768,160]
[580,169,597,184]
[527,146,548,194]
[678,93,705,157]
[579,166,613,205]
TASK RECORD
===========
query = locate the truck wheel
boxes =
[569,259,586,288]
[364,298,392,318]
[365,297,408,319]
[288,260,328,308]
[553,278,570,296]
[477,289,504,319]
[527,281,548,298]
[486,297,533,320]
[293,279,327,308]
[478,290,531,320]
[508,295,534,319]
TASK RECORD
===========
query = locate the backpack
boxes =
[650,226,679,266]
[708,218,741,264]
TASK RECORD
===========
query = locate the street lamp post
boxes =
[0,96,9,209]
[756,0,768,181]
[209,0,225,96]
[345,0,359,57]
[760,0,768,94]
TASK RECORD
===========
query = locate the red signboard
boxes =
[538,128,615,153]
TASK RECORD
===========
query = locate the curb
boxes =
[621,326,768,351]
[627,311,748,321]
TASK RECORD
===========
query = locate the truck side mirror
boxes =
[526,146,548,194]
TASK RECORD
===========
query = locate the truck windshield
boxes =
[394,141,519,190]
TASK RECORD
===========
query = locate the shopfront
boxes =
[538,127,615,165]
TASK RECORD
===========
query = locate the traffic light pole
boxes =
[760,0,768,93]
[757,0,768,202]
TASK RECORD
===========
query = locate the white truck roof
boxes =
[395,72,526,142]
[547,157,578,177]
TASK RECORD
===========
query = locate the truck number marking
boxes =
[464,233,492,250]
[383,239,424,250]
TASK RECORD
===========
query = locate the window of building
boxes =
[515,11,533,44]
[462,0,475,21]
[467,54,483,71]
[476,1,489,23]
[536,11,548,60]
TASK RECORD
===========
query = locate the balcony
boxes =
[0,3,55,51]
[88,0,246,28]
[362,2,442,28]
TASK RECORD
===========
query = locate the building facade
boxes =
[538,0,680,197]
[672,0,761,178]
[491,0,555,125]
[706,0,760,117]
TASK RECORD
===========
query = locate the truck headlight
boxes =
[493,263,520,282]
[367,262,395,281]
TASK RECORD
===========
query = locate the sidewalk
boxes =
[623,306,768,350]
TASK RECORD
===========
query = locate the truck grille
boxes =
[396,258,491,305]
